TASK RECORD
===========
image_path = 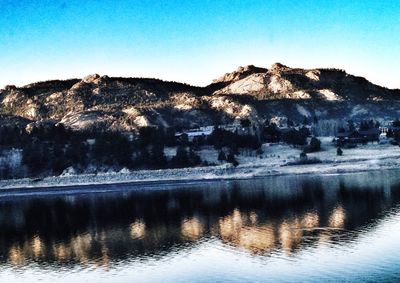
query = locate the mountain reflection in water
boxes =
[1,171,400,282]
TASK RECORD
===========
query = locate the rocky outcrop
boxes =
[212,65,268,85]
[212,63,398,102]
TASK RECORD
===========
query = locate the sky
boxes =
[1,0,399,88]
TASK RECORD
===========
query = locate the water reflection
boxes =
[0,171,400,269]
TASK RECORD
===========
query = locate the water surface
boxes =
[1,170,400,282]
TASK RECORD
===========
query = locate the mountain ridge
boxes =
[3,62,398,92]
[1,63,400,134]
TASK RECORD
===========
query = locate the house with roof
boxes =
[175,126,214,142]
[335,127,380,146]
[358,128,380,142]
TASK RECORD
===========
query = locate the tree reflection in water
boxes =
[0,171,400,268]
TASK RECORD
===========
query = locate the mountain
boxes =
[1,63,400,133]
[211,63,398,100]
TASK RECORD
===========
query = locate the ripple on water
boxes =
[2,171,400,282]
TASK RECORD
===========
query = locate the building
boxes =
[175,126,214,142]
[335,128,380,145]
[358,128,380,142]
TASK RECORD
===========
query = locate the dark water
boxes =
[1,171,400,282]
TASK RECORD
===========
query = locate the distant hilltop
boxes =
[1,63,400,132]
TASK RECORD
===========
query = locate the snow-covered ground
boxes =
[1,137,400,190]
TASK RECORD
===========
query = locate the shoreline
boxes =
[2,140,400,195]
[0,167,393,198]
[1,159,400,197]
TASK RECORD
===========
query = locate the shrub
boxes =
[263,123,280,142]
[208,128,261,150]
[218,150,226,161]
[149,144,167,168]
[170,146,202,168]
[170,146,189,168]
[282,128,308,146]
[188,147,201,166]
[227,152,239,167]
[304,137,321,153]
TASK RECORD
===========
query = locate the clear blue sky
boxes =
[1,0,399,88]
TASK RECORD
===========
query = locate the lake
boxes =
[1,170,400,282]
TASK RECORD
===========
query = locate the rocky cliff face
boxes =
[1,63,399,132]
[211,63,397,101]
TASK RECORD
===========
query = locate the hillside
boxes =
[1,63,400,132]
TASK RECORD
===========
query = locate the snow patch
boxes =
[61,166,76,176]
[0,149,22,170]
[296,104,311,117]
[351,105,369,117]
[119,168,131,174]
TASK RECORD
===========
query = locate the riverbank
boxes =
[1,138,400,191]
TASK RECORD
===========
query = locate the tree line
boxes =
[0,119,320,179]
[1,124,260,178]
